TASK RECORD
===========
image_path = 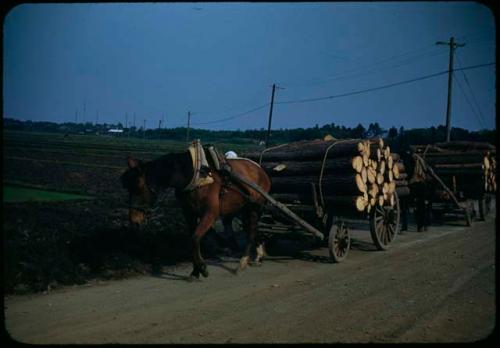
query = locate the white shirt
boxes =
[225,151,238,159]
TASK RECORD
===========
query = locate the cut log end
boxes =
[387,155,393,170]
[378,195,385,207]
[352,156,364,173]
[367,167,377,184]
[376,173,384,185]
[356,174,367,193]
[393,163,400,179]
[379,160,386,175]
[361,167,368,184]
[378,138,384,149]
[355,196,369,212]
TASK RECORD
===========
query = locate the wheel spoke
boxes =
[382,225,388,245]
[387,224,395,241]
[376,218,384,233]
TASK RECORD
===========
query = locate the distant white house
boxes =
[107,129,124,134]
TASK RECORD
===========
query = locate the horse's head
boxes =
[120,157,157,226]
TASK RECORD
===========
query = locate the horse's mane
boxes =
[144,151,193,189]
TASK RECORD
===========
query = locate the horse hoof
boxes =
[251,261,262,267]
[239,256,249,270]
[200,266,209,278]
[189,270,200,281]
[186,274,200,283]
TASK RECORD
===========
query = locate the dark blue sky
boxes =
[3,2,496,131]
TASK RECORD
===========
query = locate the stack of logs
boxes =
[244,137,409,214]
[411,141,496,198]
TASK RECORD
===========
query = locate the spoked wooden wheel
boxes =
[328,221,350,263]
[369,192,400,251]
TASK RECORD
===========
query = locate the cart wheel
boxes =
[328,221,350,263]
[369,192,400,251]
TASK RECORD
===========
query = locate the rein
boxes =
[129,185,174,218]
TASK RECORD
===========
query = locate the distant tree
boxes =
[366,122,384,137]
[388,126,398,138]
[351,123,366,138]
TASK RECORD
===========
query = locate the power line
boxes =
[453,71,487,130]
[191,103,270,126]
[289,49,448,88]
[285,44,443,87]
[455,53,488,128]
[275,62,496,105]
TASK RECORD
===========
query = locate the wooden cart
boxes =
[229,155,401,263]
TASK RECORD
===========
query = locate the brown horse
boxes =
[120,151,271,279]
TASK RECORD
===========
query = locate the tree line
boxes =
[3,117,495,152]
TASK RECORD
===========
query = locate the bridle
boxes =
[128,182,174,221]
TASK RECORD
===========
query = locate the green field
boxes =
[3,185,94,203]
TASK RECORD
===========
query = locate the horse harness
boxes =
[205,145,255,208]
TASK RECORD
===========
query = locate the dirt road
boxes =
[4,213,495,344]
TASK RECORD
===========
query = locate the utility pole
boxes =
[265,83,285,147]
[186,111,192,142]
[436,37,465,142]
[158,119,162,129]
[83,100,86,124]
[96,110,99,125]
[125,113,128,129]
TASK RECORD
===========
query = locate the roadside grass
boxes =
[3,185,94,203]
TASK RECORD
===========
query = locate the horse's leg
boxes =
[254,234,267,266]
[253,208,266,265]
[239,207,259,271]
[182,208,201,279]
[191,212,217,279]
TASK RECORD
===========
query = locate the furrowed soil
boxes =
[3,131,496,343]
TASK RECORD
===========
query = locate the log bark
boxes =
[272,193,367,211]
[433,167,484,176]
[422,153,486,165]
[433,163,484,170]
[270,174,366,195]
[434,141,495,151]
[245,139,365,162]
[260,157,363,176]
